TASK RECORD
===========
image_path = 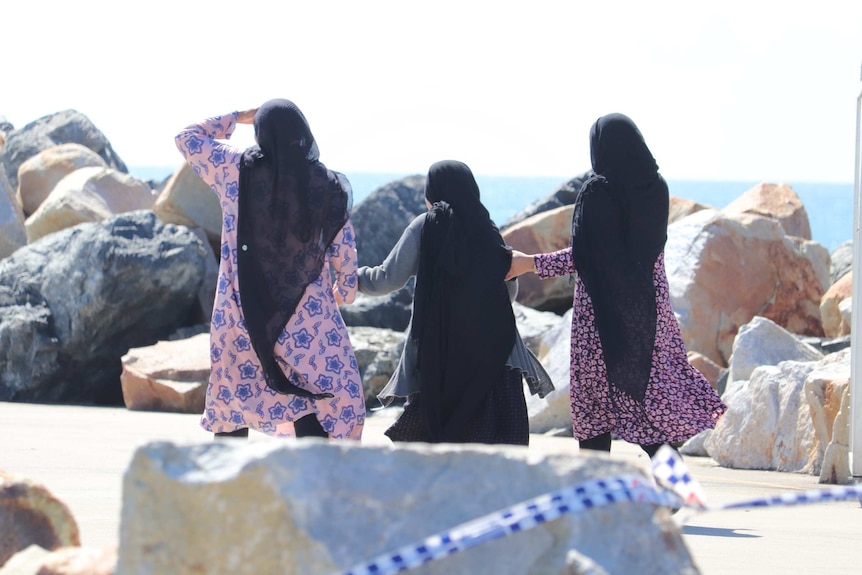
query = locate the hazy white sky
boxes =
[3,1,861,182]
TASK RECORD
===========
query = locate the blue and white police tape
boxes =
[339,445,862,575]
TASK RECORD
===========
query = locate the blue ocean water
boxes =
[132,167,855,253]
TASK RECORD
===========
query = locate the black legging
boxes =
[213,414,328,439]
[578,432,676,459]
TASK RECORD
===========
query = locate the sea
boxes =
[131,167,856,253]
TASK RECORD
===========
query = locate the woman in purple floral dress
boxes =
[175,99,364,440]
[508,113,725,456]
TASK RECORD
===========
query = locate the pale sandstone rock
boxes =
[0,168,26,259]
[116,441,698,575]
[686,351,724,391]
[0,470,80,567]
[153,163,222,252]
[120,333,210,414]
[502,205,574,311]
[801,349,851,483]
[668,196,710,225]
[820,271,852,338]
[25,167,156,243]
[0,544,116,575]
[818,382,852,484]
[723,182,811,240]
[15,143,107,217]
[666,209,829,366]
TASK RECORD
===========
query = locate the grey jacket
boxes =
[357,214,554,404]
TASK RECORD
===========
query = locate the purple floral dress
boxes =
[535,247,726,444]
[175,112,365,439]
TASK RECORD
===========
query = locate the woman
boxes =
[507,113,725,456]
[358,160,553,445]
[175,99,364,440]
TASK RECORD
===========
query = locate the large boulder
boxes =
[666,209,830,366]
[121,333,210,414]
[116,440,697,575]
[350,175,425,267]
[723,182,811,240]
[153,162,222,252]
[15,143,107,217]
[0,168,25,260]
[25,166,156,243]
[0,470,80,567]
[502,205,575,312]
[704,351,849,474]
[726,316,823,384]
[0,110,127,191]
[0,210,208,404]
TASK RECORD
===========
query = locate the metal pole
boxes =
[851,60,862,477]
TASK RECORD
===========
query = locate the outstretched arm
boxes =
[505,250,538,280]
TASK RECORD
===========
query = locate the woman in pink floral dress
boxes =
[508,113,725,456]
[175,99,364,440]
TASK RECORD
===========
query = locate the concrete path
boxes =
[1,402,860,574]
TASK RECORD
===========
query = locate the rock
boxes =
[820,271,852,338]
[801,349,852,483]
[686,352,724,392]
[0,544,116,575]
[0,470,80,567]
[666,209,830,366]
[818,381,852,485]
[346,325,404,403]
[502,205,575,312]
[526,310,572,433]
[705,358,823,473]
[512,302,562,358]
[727,316,823,384]
[0,110,127,191]
[723,182,812,240]
[340,286,414,331]
[500,171,591,229]
[830,240,853,284]
[25,166,156,243]
[0,210,208,404]
[153,163,222,254]
[121,333,210,413]
[116,440,698,575]
[15,143,107,217]
[350,175,426,267]
[668,196,711,225]
[0,167,26,260]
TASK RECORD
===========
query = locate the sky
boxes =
[3,1,862,183]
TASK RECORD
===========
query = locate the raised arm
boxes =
[174,111,246,195]
[357,214,425,296]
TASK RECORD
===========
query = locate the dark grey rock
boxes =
[340,284,414,331]
[500,170,591,230]
[0,210,207,404]
[0,109,128,190]
[350,175,425,267]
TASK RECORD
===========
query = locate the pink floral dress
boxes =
[535,247,725,444]
[175,112,364,439]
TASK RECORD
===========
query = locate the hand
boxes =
[236,108,258,124]
[505,250,537,280]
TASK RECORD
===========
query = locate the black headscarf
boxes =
[571,113,669,402]
[236,99,350,398]
[411,160,516,442]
